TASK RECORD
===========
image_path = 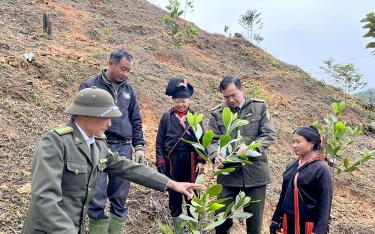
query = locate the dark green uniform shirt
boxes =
[22,120,169,234]
[207,97,277,188]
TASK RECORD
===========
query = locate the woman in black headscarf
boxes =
[270,126,333,234]
[155,77,205,231]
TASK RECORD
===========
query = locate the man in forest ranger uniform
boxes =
[79,48,145,233]
[22,87,203,234]
[207,76,277,234]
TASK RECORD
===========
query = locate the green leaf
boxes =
[189,206,199,220]
[203,218,226,230]
[244,149,262,157]
[213,168,236,176]
[219,134,232,148]
[202,130,215,149]
[156,219,174,234]
[179,214,198,222]
[194,124,203,140]
[191,197,202,207]
[222,107,233,130]
[230,211,253,219]
[207,203,226,212]
[227,119,249,135]
[206,184,223,198]
[195,174,204,184]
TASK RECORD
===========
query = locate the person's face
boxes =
[84,116,112,137]
[107,57,132,83]
[221,83,245,108]
[292,133,314,157]
[172,98,190,112]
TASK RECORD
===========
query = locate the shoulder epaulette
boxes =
[95,134,107,140]
[54,126,73,135]
[211,103,222,111]
[251,98,265,103]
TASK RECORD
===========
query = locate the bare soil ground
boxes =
[1,0,374,233]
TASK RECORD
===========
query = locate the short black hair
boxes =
[109,48,133,64]
[219,76,241,92]
[293,125,322,151]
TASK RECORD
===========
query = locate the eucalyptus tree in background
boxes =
[361,12,375,55]
[239,9,263,44]
[319,59,367,102]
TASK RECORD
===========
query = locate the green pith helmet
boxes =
[64,86,122,117]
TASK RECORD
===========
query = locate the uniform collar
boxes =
[74,121,95,147]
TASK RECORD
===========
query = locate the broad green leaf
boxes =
[195,124,203,140]
[195,174,204,185]
[206,184,223,198]
[213,168,236,176]
[191,197,202,207]
[179,214,198,222]
[219,134,232,148]
[195,148,212,165]
[203,219,226,231]
[227,119,249,135]
[245,150,262,157]
[189,206,199,220]
[202,130,215,149]
[207,203,225,212]
[222,107,232,130]
[230,211,253,219]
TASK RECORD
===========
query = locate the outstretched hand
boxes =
[166,180,205,200]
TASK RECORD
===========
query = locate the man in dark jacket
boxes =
[207,76,277,234]
[79,48,145,233]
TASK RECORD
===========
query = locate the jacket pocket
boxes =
[66,160,88,174]
[62,161,88,190]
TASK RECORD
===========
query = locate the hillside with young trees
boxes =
[0,0,374,233]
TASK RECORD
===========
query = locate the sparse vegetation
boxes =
[361,12,375,55]
[319,59,367,102]
[162,0,198,46]
[313,102,375,174]
[239,9,263,45]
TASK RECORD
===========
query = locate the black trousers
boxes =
[168,150,196,217]
[215,185,267,234]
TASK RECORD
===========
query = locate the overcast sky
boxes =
[150,0,374,90]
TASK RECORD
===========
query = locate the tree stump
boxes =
[43,13,52,39]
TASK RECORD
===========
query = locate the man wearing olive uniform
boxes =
[207,76,276,234]
[22,87,201,234]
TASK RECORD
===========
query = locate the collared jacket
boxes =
[80,70,144,150]
[22,120,169,234]
[207,97,277,188]
[272,159,333,234]
[155,110,205,164]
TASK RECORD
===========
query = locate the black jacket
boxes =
[272,159,333,234]
[80,70,144,149]
[155,111,204,163]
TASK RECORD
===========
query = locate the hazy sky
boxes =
[150,0,374,89]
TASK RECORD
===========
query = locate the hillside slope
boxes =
[0,0,374,233]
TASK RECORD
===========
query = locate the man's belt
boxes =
[106,139,131,145]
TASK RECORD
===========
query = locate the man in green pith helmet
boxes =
[22,87,203,234]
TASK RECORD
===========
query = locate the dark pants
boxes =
[168,151,196,217]
[215,185,267,234]
[88,143,132,219]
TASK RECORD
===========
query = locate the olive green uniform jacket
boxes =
[207,97,277,188]
[22,120,169,234]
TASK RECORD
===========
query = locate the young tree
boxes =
[224,25,231,37]
[183,0,194,19]
[361,12,375,55]
[157,108,262,233]
[319,59,367,102]
[313,102,375,174]
[239,9,263,44]
[162,0,198,46]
